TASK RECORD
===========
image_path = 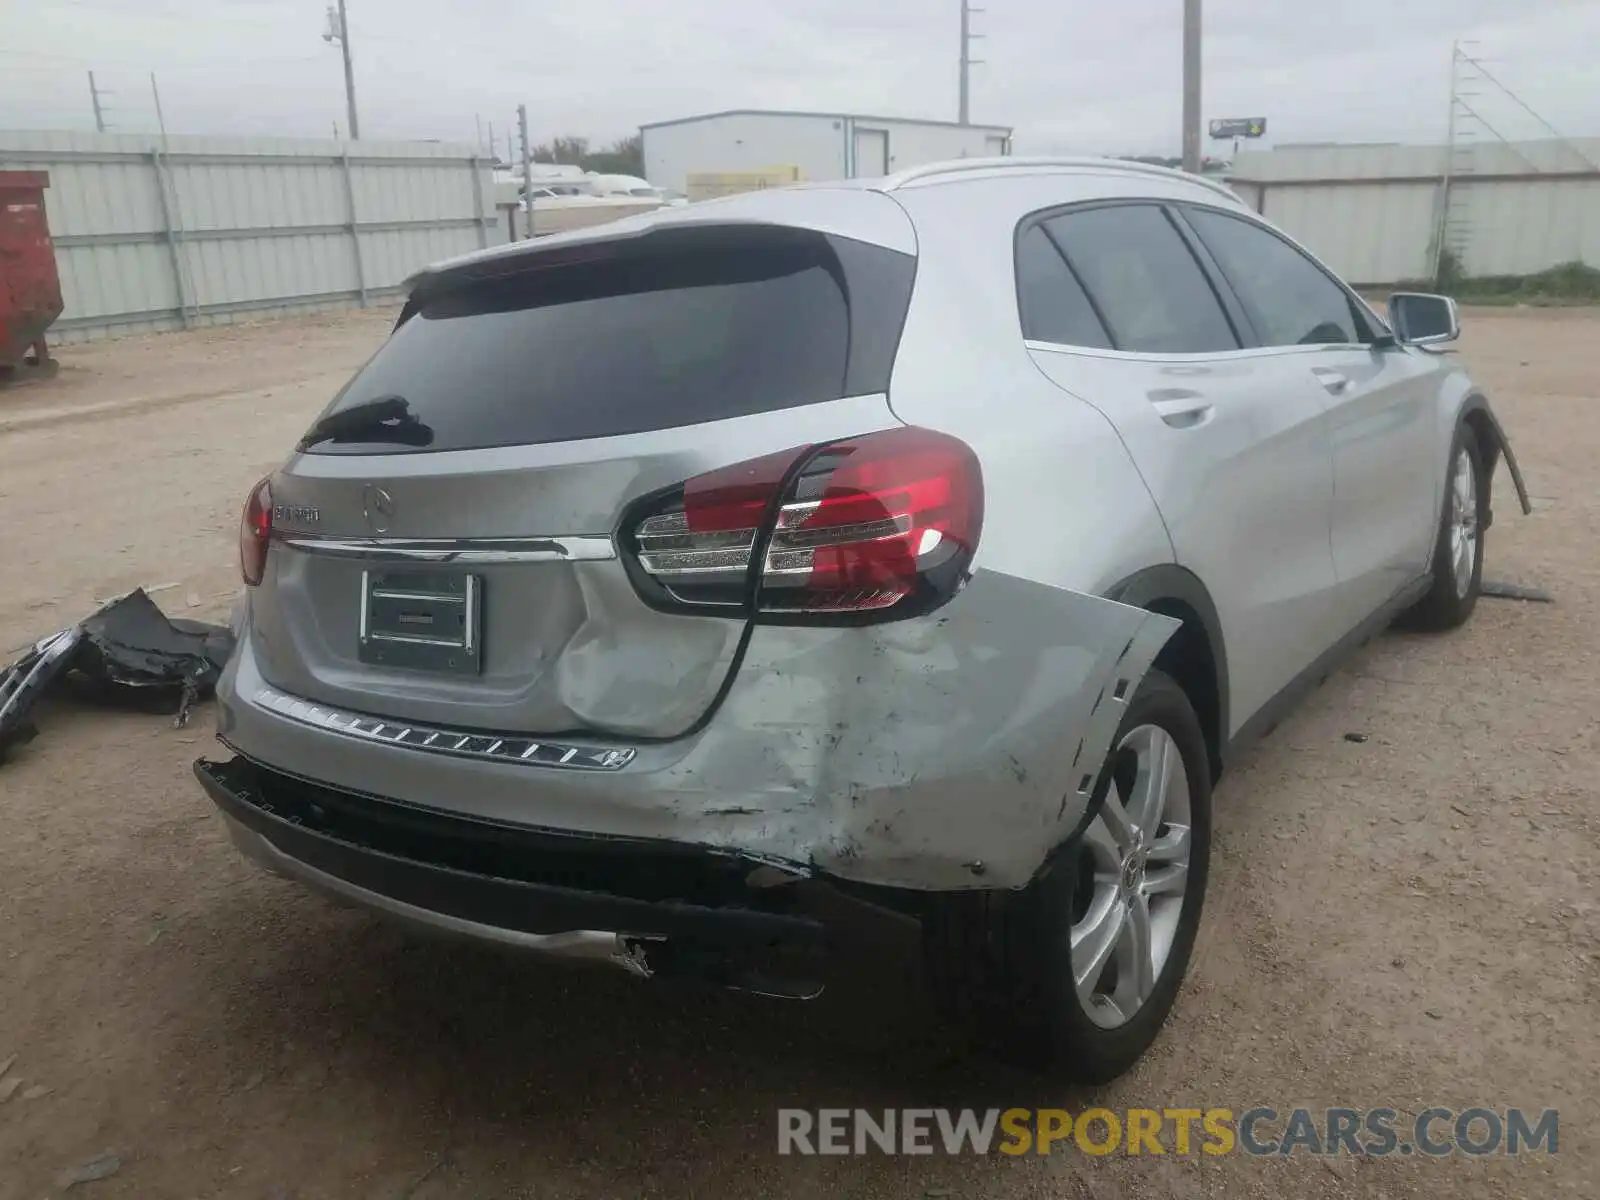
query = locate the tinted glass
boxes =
[1015,225,1112,348]
[1184,207,1358,346]
[303,230,913,454]
[1044,205,1239,354]
[1043,206,1241,355]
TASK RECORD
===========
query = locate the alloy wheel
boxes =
[1450,448,1479,599]
[1070,724,1193,1030]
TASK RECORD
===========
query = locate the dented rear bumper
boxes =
[197,755,831,994]
[209,570,1179,893]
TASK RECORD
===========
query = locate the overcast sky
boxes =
[3,0,1599,156]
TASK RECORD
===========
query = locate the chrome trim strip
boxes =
[252,683,637,771]
[1024,337,1370,364]
[219,816,654,976]
[278,534,617,564]
[365,630,465,649]
[0,629,83,726]
[369,587,466,603]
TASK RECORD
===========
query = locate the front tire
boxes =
[924,669,1212,1083]
[1403,425,1485,631]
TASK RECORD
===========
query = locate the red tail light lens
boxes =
[632,447,808,609]
[761,428,983,613]
[240,477,273,586]
[625,428,983,622]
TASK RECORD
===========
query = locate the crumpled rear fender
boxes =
[1466,396,1533,520]
[215,571,1181,894]
[683,569,1182,891]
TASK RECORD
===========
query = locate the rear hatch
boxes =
[248,213,917,740]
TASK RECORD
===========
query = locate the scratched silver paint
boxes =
[216,570,1177,891]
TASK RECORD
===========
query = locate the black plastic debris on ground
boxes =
[0,589,234,765]
[1480,579,1556,604]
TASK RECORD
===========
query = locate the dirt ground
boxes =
[0,307,1595,1199]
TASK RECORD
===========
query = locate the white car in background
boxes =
[586,174,687,205]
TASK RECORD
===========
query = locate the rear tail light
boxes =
[625,427,983,622]
[240,477,273,586]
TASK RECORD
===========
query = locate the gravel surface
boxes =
[0,307,1594,1199]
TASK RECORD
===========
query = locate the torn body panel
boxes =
[2,590,234,765]
[1474,401,1534,518]
[660,570,1180,889]
[213,571,1178,892]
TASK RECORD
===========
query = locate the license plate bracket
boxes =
[358,569,482,675]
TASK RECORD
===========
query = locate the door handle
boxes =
[1148,390,1214,429]
[1311,367,1350,395]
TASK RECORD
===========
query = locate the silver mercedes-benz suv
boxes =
[198,157,1529,1081]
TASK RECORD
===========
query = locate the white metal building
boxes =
[640,110,1012,193]
[1230,137,1600,285]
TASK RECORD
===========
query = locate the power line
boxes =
[1456,48,1600,171]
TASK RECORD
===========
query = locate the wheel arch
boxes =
[1455,392,1533,529]
[1104,565,1228,783]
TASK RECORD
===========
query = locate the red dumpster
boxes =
[0,171,63,376]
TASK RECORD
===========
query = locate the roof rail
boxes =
[880,155,1240,201]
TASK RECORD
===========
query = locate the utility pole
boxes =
[1432,40,1466,286]
[959,0,985,125]
[87,71,111,132]
[518,103,532,240]
[322,0,360,140]
[1180,0,1202,173]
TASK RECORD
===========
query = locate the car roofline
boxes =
[404,159,1239,293]
[874,156,1241,203]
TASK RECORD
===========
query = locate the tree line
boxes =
[498,134,644,177]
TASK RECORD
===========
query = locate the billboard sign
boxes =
[1209,117,1267,140]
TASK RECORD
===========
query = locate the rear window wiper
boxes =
[298,395,434,451]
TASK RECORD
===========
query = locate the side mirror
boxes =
[1388,292,1461,346]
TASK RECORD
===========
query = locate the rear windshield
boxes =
[301,227,915,455]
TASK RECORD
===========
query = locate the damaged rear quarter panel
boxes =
[215,576,1179,895]
[672,569,1180,891]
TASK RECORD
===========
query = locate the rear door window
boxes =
[1181,206,1362,346]
[301,228,915,454]
[1042,204,1240,354]
[1015,225,1113,348]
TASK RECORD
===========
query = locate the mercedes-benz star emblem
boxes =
[362,484,394,534]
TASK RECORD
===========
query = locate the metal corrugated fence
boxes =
[0,130,501,343]
[1231,138,1600,286]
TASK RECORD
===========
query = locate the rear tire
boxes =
[924,669,1211,1083]
[1402,424,1485,632]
